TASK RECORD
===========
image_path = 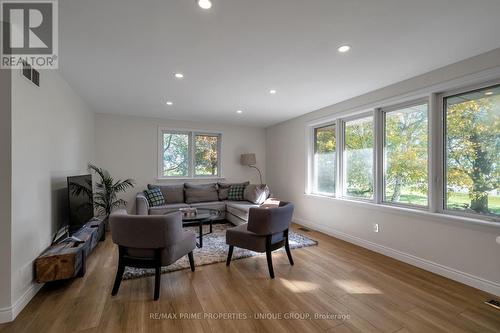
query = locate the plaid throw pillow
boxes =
[227,183,247,201]
[144,187,165,207]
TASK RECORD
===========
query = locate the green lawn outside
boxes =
[386,190,500,215]
[446,192,500,215]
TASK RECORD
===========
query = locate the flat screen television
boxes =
[67,174,94,233]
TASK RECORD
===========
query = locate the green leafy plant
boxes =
[70,164,135,218]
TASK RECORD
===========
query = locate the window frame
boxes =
[380,99,430,209]
[341,112,375,202]
[193,132,223,178]
[305,76,500,224]
[440,82,500,221]
[157,127,223,180]
[311,122,337,197]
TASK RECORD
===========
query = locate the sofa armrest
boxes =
[136,192,149,215]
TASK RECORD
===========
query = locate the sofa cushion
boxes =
[189,201,226,211]
[218,187,229,200]
[149,203,189,215]
[148,184,184,204]
[225,201,260,221]
[185,183,217,189]
[143,187,165,207]
[244,184,270,204]
[218,181,249,200]
[227,183,247,201]
[185,184,219,204]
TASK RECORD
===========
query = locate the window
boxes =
[384,103,428,206]
[313,124,336,195]
[159,129,221,178]
[306,79,500,223]
[194,134,220,177]
[444,85,499,218]
[344,115,374,199]
[161,132,190,177]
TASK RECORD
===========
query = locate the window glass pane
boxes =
[194,134,220,176]
[445,85,500,218]
[344,116,374,199]
[384,104,428,206]
[313,124,336,195]
[162,132,189,177]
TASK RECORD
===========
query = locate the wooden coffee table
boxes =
[179,208,221,248]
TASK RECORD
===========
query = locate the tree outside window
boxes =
[445,86,500,217]
[384,104,428,206]
[161,131,221,178]
[344,116,374,199]
[195,134,220,176]
[162,133,189,177]
[313,124,336,195]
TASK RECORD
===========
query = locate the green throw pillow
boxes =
[227,183,247,201]
[144,187,165,207]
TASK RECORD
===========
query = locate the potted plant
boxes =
[71,164,135,228]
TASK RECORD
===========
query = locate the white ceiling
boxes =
[59,0,500,127]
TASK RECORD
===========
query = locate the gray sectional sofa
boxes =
[136,182,270,226]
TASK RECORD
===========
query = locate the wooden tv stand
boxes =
[35,219,105,283]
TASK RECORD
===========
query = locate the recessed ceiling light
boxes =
[174,73,184,79]
[485,91,494,96]
[269,89,277,94]
[197,0,212,9]
[337,45,351,53]
[166,101,173,106]
[236,110,243,114]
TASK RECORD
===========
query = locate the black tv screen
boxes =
[67,175,94,233]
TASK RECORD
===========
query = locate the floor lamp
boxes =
[240,153,263,185]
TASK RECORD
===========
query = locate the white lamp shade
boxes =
[240,153,256,166]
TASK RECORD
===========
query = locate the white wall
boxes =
[8,68,95,320]
[95,114,266,212]
[266,48,500,295]
[0,68,12,318]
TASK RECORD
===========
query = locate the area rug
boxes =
[123,222,318,280]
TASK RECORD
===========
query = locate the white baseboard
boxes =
[0,307,11,324]
[294,217,500,297]
[0,282,43,324]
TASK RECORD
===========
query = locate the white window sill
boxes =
[303,193,500,229]
[156,177,226,181]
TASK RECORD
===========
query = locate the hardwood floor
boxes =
[1,224,499,333]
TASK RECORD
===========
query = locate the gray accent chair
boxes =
[109,209,196,300]
[225,202,294,278]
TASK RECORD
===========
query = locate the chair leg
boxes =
[188,251,195,272]
[111,247,125,296]
[265,236,275,279]
[226,245,234,266]
[154,249,161,301]
[284,229,294,266]
[198,221,203,248]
